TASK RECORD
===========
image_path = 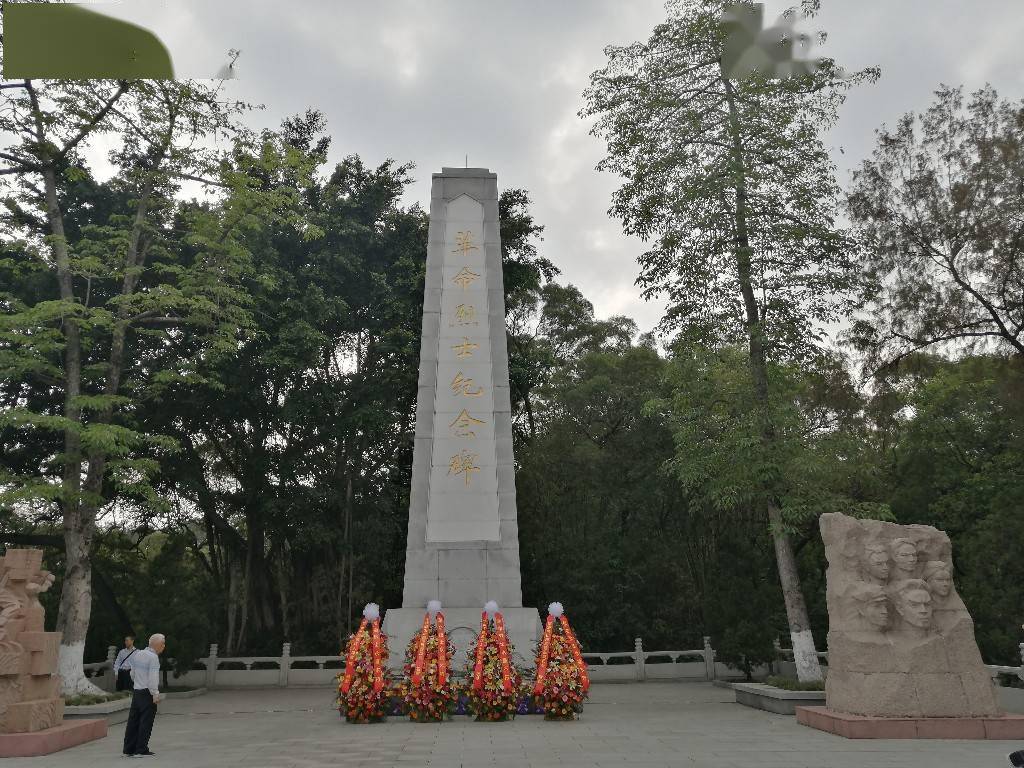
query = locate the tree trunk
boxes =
[723,73,822,682]
[56,519,102,694]
[345,469,355,634]
[767,502,822,680]
[60,183,154,694]
[39,158,103,695]
[92,566,135,638]
[225,554,244,655]
[236,524,254,651]
[21,79,130,697]
[276,548,290,642]
[524,389,537,441]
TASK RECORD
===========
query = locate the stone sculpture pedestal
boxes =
[0,718,107,757]
[796,706,1024,739]
[383,168,540,668]
[0,549,106,756]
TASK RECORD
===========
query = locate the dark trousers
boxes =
[123,689,157,755]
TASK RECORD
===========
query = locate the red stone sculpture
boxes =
[0,549,63,733]
[0,549,106,756]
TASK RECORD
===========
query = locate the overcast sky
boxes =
[95,0,1024,335]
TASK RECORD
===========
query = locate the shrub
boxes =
[764,675,825,691]
[65,691,131,706]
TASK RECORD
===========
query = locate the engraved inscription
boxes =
[447,449,480,487]
[449,409,486,439]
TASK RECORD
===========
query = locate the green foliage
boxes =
[657,345,892,532]
[500,189,559,442]
[138,118,429,654]
[516,304,688,648]
[653,344,892,659]
[581,0,877,358]
[0,77,262,530]
[64,691,131,706]
[874,355,1024,663]
[133,533,214,678]
[516,290,716,650]
[581,2,878,678]
[702,526,783,680]
[764,675,824,691]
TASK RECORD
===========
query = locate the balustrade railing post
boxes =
[206,644,218,689]
[104,645,117,691]
[703,636,716,681]
[279,642,291,687]
[634,637,645,682]
[1018,642,1024,683]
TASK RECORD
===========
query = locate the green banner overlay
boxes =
[4,3,174,79]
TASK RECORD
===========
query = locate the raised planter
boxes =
[797,705,1024,739]
[999,685,1024,714]
[64,687,206,724]
[64,695,131,725]
[733,682,825,715]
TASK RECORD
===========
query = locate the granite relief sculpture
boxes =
[820,512,999,719]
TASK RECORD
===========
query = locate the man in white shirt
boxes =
[122,633,165,758]
[113,635,137,692]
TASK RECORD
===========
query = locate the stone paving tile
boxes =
[10,683,1015,768]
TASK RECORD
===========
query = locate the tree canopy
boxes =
[847,85,1024,369]
[1,5,1022,683]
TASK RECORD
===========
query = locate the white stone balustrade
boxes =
[772,638,1024,685]
[80,637,1024,690]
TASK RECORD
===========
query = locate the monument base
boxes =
[0,718,107,757]
[796,706,1024,739]
[383,607,541,671]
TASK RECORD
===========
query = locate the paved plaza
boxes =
[19,683,1014,768]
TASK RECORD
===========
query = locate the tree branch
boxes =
[938,243,1024,355]
[0,151,41,173]
[56,81,130,162]
[169,171,229,189]
[132,316,188,328]
[876,328,1004,374]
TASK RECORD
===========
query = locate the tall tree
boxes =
[847,85,1024,370]
[499,189,558,441]
[0,78,261,692]
[516,289,686,648]
[581,0,876,679]
[143,116,430,653]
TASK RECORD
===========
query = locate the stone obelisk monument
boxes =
[383,168,540,667]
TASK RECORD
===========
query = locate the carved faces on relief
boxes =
[861,543,891,584]
[849,583,889,632]
[847,536,957,638]
[890,538,918,577]
[892,579,933,630]
[922,560,953,598]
